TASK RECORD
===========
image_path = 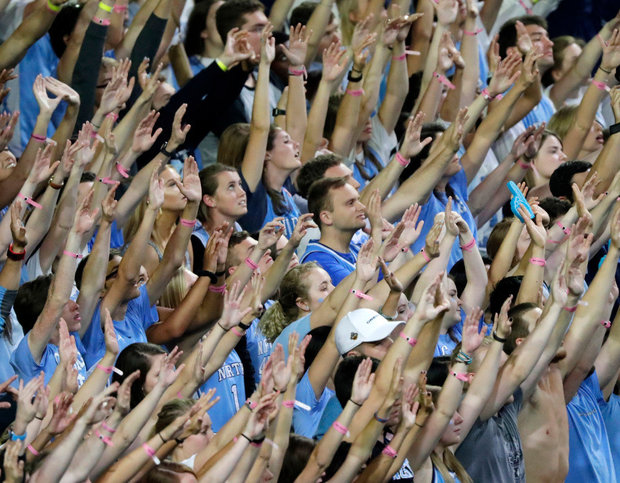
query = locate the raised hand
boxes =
[379,257,404,293]
[289,213,317,248]
[169,104,191,148]
[550,269,569,308]
[241,271,265,318]
[518,47,543,88]
[0,375,18,407]
[610,203,620,249]
[73,188,99,234]
[260,23,276,65]
[15,374,44,425]
[416,274,450,321]
[4,440,24,483]
[519,206,546,247]
[291,333,311,383]
[103,308,120,356]
[356,239,378,283]
[132,110,162,153]
[352,31,377,71]
[399,383,420,430]
[101,182,120,223]
[487,51,521,97]
[83,387,118,425]
[351,14,374,59]
[115,370,140,416]
[9,201,27,249]
[32,75,63,115]
[174,156,201,202]
[219,28,253,67]
[156,347,184,388]
[271,343,293,392]
[219,281,252,329]
[599,28,620,72]
[444,108,469,152]
[45,77,80,107]
[351,357,375,406]
[0,68,17,104]
[0,111,19,151]
[147,165,165,210]
[281,23,310,67]
[515,20,533,54]
[244,392,279,439]
[321,41,348,84]
[48,392,77,435]
[434,0,458,26]
[424,219,443,259]
[400,112,433,159]
[138,61,163,103]
[28,143,58,185]
[460,306,485,355]
[257,218,285,249]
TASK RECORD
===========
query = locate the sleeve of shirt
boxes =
[451,167,470,201]
[302,251,350,286]
[588,370,606,406]
[81,303,105,363]
[237,172,268,234]
[0,286,17,332]
[139,285,159,330]
[10,334,43,382]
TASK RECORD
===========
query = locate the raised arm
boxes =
[515,207,547,305]
[281,24,310,146]
[240,25,275,193]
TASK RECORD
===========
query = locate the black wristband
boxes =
[160,141,174,157]
[347,71,363,82]
[251,435,265,444]
[610,122,620,136]
[492,331,507,343]
[215,269,226,277]
[196,269,217,283]
[272,107,286,117]
[349,399,362,407]
[238,320,251,331]
[7,244,25,261]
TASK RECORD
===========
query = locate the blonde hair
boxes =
[259,262,320,342]
[547,106,578,142]
[430,452,473,483]
[154,398,194,435]
[123,197,150,247]
[159,267,189,309]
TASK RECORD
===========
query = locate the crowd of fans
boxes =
[0,0,619,480]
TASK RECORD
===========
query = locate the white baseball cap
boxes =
[335,308,405,355]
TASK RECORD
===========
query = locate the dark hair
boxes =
[488,276,523,318]
[215,0,264,43]
[449,258,489,297]
[537,197,572,224]
[549,161,592,201]
[138,461,197,483]
[542,35,585,87]
[426,356,452,387]
[277,434,316,483]
[307,176,348,227]
[112,343,167,409]
[334,355,379,406]
[398,123,446,186]
[304,326,331,373]
[296,154,343,198]
[497,15,548,58]
[226,230,252,268]
[49,4,83,58]
[486,219,515,262]
[290,1,318,26]
[504,302,540,354]
[154,398,194,434]
[323,94,343,140]
[197,163,238,222]
[184,0,222,57]
[15,275,53,333]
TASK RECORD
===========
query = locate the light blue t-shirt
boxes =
[273,313,311,359]
[601,393,620,478]
[301,240,360,286]
[314,394,343,439]
[10,331,87,386]
[566,371,616,483]
[412,168,477,271]
[521,94,556,129]
[82,284,159,368]
[245,300,274,385]
[199,350,245,432]
[293,371,334,438]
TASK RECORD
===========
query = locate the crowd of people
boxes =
[0,0,619,480]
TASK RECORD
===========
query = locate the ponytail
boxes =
[430,450,473,483]
[259,301,289,343]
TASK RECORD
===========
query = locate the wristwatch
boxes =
[272,108,286,117]
[159,141,174,157]
[610,122,620,136]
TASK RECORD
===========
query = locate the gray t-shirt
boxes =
[455,389,525,482]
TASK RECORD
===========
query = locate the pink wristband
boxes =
[99,176,116,185]
[30,134,46,142]
[106,112,118,122]
[452,371,474,383]
[332,421,348,435]
[102,422,116,433]
[93,16,111,25]
[556,221,570,235]
[517,158,531,170]
[351,289,373,300]
[433,72,455,90]
[95,429,114,446]
[245,257,258,270]
[142,443,160,465]
[395,152,409,167]
[399,331,417,347]
[460,238,476,252]
[179,218,195,228]
[97,363,113,374]
[481,87,493,101]
[463,28,483,36]
[231,327,243,337]
[518,0,533,14]
[113,4,127,12]
[17,192,43,209]
[246,399,258,410]
[591,80,610,93]
[346,88,364,97]
[288,66,307,77]
[63,250,83,259]
[393,53,407,61]
[116,162,129,178]
[282,400,295,408]
[529,257,546,267]
[208,284,226,293]
[564,305,577,313]
[27,444,40,456]
[382,444,398,458]
[601,320,612,328]
[420,248,431,262]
